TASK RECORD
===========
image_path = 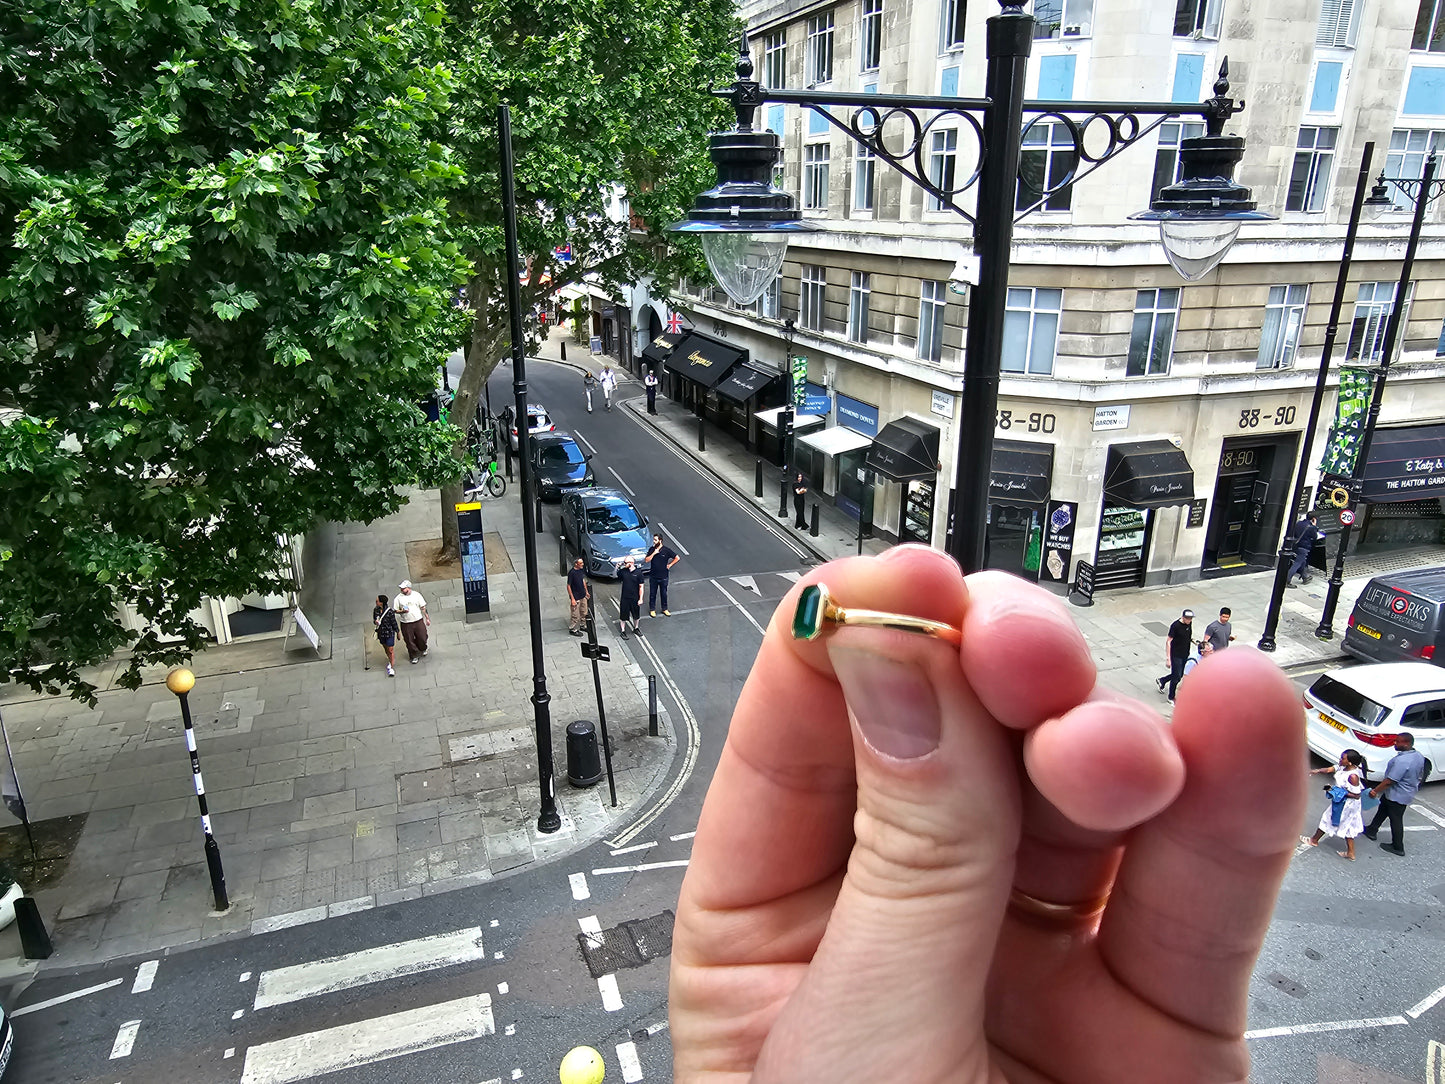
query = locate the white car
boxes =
[1303,662,1442,783]
[508,406,554,451]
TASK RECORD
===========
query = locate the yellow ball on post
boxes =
[559,1045,605,1084]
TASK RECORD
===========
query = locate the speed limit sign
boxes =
[1340,509,1356,525]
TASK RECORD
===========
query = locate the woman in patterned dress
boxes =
[1302,748,1365,860]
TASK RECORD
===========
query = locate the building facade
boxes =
[652,0,1445,590]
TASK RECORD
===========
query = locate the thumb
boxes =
[755,628,1019,1083]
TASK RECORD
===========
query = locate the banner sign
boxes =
[1319,367,1373,478]
[791,354,809,407]
[1039,500,1078,584]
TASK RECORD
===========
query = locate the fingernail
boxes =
[828,645,941,760]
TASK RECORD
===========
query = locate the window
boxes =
[800,265,826,331]
[806,12,834,84]
[942,0,966,50]
[763,31,787,89]
[1174,0,1221,37]
[1387,129,1445,207]
[1346,281,1414,363]
[849,272,871,343]
[754,275,781,319]
[928,128,958,211]
[1127,288,1180,376]
[1016,122,1076,211]
[1317,0,1360,46]
[1258,285,1309,370]
[918,280,947,361]
[1415,0,1445,50]
[861,0,883,71]
[1033,0,1093,39]
[1003,287,1062,375]
[853,143,876,211]
[1151,120,1205,197]
[1286,126,1337,212]
[804,142,830,210]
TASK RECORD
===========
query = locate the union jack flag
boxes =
[666,311,685,335]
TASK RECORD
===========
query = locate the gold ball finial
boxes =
[165,668,196,696]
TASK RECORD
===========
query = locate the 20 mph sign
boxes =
[1339,509,1356,525]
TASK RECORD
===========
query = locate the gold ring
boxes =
[1007,887,1110,926]
[791,582,962,645]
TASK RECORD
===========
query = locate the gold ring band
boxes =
[1007,887,1110,926]
[791,583,962,645]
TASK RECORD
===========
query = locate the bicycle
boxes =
[464,456,507,499]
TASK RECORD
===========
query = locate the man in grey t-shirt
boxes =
[1363,733,1428,856]
[1203,607,1236,652]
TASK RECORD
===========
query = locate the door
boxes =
[1217,473,1257,565]
[987,505,1035,578]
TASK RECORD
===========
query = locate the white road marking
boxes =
[251,905,328,935]
[711,579,766,635]
[512,1070,523,1080]
[238,993,494,1084]
[591,860,691,875]
[233,1009,245,1020]
[497,982,509,995]
[1245,1014,1408,1039]
[569,872,590,900]
[1410,802,1445,829]
[655,522,689,556]
[608,467,636,496]
[253,927,486,1010]
[132,960,159,994]
[225,1048,236,1059]
[778,571,802,582]
[579,916,624,1012]
[1428,1040,1444,1084]
[617,1040,643,1082]
[730,574,759,593]
[643,1020,669,1037]
[110,1020,141,1059]
[609,841,657,855]
[574,430,596,455]
[12,977,124,1017]
[240,971,252,983]
[1408,980,1445,1018]
[669,832,696,842]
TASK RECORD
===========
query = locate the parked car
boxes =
[1303,661,1442,783]
[508,405,554,451]
[560,487,651,578]
[529,432,593,501]
[1343,566,1445,665]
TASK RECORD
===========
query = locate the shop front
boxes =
[640,330,684,381]
[1201,434,1298,573]
[1096,441,1196,590]
[757,405,826,465]
[867,417,942,545]
[1350,422,1445,550]
[662,331,747,413]
[796,426,875,517]
[831,395,880,520]
[986,439,1055,579]
[714,364,784,445]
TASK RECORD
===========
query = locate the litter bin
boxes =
[566,719,603,787]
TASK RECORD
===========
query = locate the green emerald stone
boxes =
[793,584,825,640]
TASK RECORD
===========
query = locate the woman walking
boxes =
[372,594,398,677]
[1302,749,1366,860]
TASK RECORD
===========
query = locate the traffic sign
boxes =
[581,642,610,662]
[1339,508,1356,525]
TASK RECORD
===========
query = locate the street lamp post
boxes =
[670,2,1271,573]
[1255,142,1378,651]
[165,668,229,911]
[1316,153,1445,639]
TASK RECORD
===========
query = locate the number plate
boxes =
[1322,715,1349,735]
[1356,623,1382,640]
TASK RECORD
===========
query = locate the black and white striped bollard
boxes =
[166,669,230,912]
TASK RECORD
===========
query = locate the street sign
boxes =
[581,642,611,662]
[1339,508,1356,525]
[554,244,573,263]
[456,502,490,619]
[1071,560,1096,607]
[801,394,831,415]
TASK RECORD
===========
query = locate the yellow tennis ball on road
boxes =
[559,1045,605,1084]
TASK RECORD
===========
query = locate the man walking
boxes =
[1287,512,1323,586]
[618,556,645,638]
[644,368,659,414]
[566,557,591,637]
[1156,608,1194,702]
[393,580,430,664]
[792,471,809,530]
[1363,733,1428,856]
[583,370,596,413]
[599,364,617,411]
[1204,607,1236,651]
[645,534,680,617]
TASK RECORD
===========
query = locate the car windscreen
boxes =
[540,443,584,467]
[585,500,643,534]
[1307,674,1389,727]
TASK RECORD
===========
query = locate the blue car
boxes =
[529,432,594,501]
[560,487,651,578]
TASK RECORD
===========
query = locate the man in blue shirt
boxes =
[1363,732,1428,856]
[645,534,680,617]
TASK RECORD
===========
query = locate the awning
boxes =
[1103,440,1195,508]
[755,405,826,432]
[715,364,777,403]
[797,425,875,458]
[1361,423,1445,502]
[990,439,1054,506]
[664,332,746,388]
[640,331,684,366]
[867,417,941,481]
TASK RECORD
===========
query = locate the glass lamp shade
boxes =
[701,231,791,306]
[1156,219,1242,281]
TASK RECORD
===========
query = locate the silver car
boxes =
[560,488,650,578]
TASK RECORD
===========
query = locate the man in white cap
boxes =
[393,580,430,664]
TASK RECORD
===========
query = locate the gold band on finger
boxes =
[791,582,962,645]
[1007,887,1110,926]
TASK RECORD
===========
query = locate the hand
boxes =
[671,546,1305,1083]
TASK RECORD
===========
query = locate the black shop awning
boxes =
[640,331,684,367]
[1361,423,1445,503]
[866,417,941,482]
[664,332,746,388]
[990,439,1054,506]
[715,365,776,403]
[1103,440,1195,508]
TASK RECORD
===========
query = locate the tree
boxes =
[0,0,468,703]
[437,0,738,557]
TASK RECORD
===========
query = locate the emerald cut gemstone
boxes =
[793,583,827,640]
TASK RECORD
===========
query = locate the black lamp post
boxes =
[670,2,1272,573]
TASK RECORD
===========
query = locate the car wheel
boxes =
[1425,758,1435,783]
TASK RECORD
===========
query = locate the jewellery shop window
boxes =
[902,479,935,545]
[1095,506,1150,590]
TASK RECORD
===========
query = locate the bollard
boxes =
[559,535,569,576]
[167,670,229,912]
[810,503,820,537]
[503,438,514,482]
[778,477,788,518]
[755,459,764,499]
[648,674,658,737]
[697,412,706,452]
[535,496,544,534]
[14,897,52,959]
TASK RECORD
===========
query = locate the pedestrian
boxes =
[1302,749,1366,860]
[599,364,617,411]
[1181,638,1213,679]
[583,370,596,413]
[1204,607,1236,651]
[1155,608,1194,701]
[645,534,680,617]
[645,367,659,414]
[1363,732,1428,856]
[392,579,430,664]
[372,594,398,677]
[1286,512,1322,587]
[792,471,809,530]
[566,557,591,637]
[618,556,645,638]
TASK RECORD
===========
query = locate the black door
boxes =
[987,504,1033,577]
[1218,473,1257,565]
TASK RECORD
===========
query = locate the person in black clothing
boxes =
[1156,608,1194,702]
[645,534,680,617]
[618,556,645,638]
[792,472,809,530]
[566,557,591,636]
[645,368,659,414]
[1287,512,1322,586]
[372,594,398,677]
